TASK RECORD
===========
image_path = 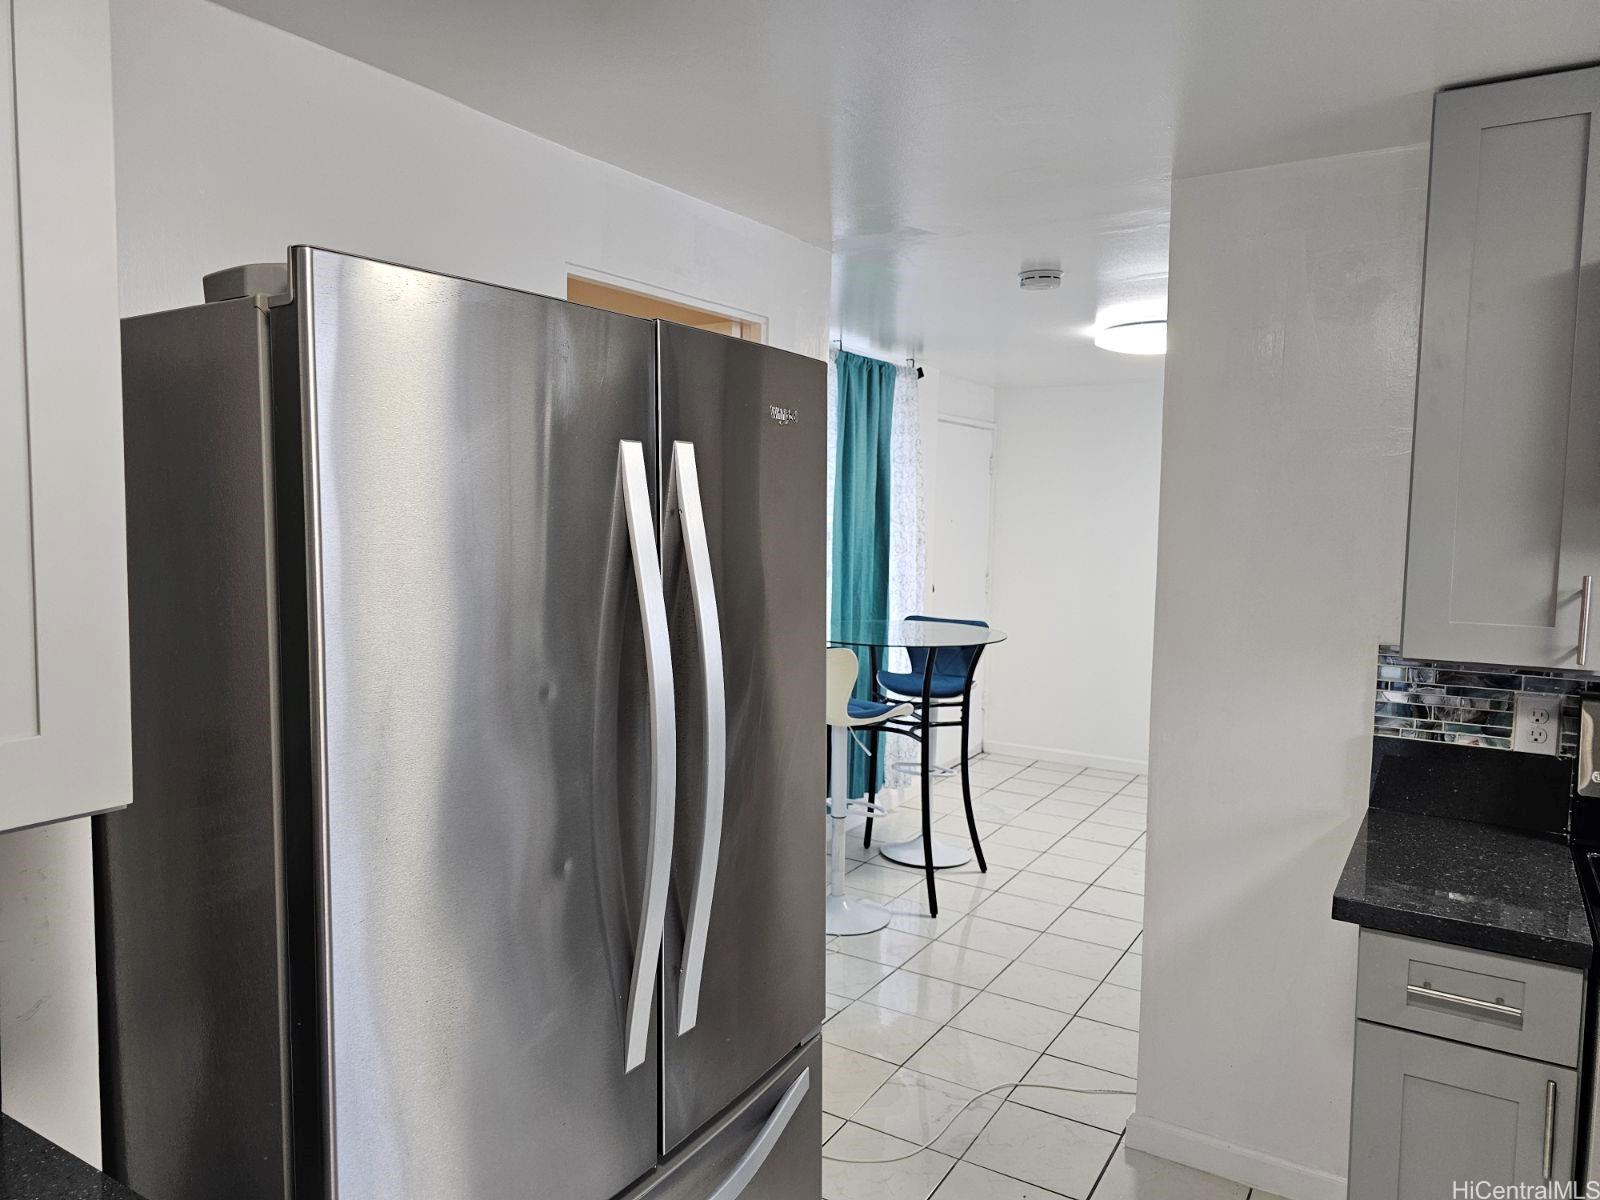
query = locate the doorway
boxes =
[927,417,995,763]
[567,275,764,341]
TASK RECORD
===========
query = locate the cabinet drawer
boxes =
[1356,930,1584,1067]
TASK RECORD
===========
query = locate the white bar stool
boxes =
[826,647,912,936]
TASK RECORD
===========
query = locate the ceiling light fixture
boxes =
[1018,268,1062,291]
[1094,320,1166,355]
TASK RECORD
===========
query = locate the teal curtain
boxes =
[830,350,897,797]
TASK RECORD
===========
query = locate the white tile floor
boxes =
[820,753,1282,1200]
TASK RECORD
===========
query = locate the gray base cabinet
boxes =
[1347,930,1586,1197]
[1349,1022,1576,1198]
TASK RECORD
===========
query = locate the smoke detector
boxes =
[1018,268,1062,291]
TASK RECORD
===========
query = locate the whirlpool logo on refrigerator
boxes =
[768,405,799,426]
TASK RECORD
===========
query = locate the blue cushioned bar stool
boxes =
[825,647,912,935]
[866,616,991,874]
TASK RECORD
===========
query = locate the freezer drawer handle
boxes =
[665,441,727,1036]
[707,1068,811,1200]
[616,440,677,1073]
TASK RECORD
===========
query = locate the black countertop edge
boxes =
[1332,807,1593,970]
[1332,894,1593,968]
[1,1115,143,1199]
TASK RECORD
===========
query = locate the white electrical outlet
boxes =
[1512,693,1561,756]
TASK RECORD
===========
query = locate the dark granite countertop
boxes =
[1,1116,143,1199]
[1333,807,1593,968]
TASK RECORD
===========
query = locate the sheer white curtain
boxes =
[886,364,926,658]
[883,363,926,791]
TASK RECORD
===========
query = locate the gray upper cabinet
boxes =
[0,0,128,833]
[1403,66,1600,668]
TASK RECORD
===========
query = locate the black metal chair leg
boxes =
[958,697,987,872]
[863,725,879,850]
[863,645,881,850]
[920,654,938,917]
[824,725,831,803]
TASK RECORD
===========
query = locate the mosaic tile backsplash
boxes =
[1375,645,1600,757]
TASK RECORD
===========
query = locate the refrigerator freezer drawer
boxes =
[626,1038,821,1200]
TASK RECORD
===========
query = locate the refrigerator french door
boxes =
[297,249,670,1199]
[657,324,825,1152]
[97,248,823,1200]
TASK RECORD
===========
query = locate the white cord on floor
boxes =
[820,1080,1136,1164]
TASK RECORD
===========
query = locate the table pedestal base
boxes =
[826,894,891,936]
[880,834,972,870]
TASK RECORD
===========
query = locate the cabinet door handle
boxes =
[1580,576,1594,667]
[1404,983,1522,1020]
[1543,1079,1557,1181]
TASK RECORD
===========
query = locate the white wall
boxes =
[111,0,830,347]
[984,382,1163,771]
[1127,145,1426,1199]
[0,822,101,1162]
[0,0,831,1163]
[923,370,998,427]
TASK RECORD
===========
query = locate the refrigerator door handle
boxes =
[665,441,727,1035]
[617,439,677,1073]
[705,1067,811,1200]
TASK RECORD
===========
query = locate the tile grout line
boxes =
[822,752,1150,1198]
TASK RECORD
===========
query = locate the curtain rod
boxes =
[830,340,924,379]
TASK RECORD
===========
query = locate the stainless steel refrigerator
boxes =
[95,248,825,1200]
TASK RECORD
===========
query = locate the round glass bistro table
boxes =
[827,618,1008,917]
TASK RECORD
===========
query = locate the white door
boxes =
[927,419,994,762]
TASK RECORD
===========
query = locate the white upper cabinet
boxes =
[1403,66,1600,669]
[0,0,129,832]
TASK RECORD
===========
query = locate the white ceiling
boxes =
[211,0,1600,388]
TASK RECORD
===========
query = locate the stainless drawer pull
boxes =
[1543,1079,1557,1181]
[1405,983,1522,1020]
